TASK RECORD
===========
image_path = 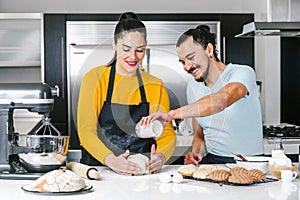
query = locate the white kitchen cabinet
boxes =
[0,14,43,134]
[0,13,42,83]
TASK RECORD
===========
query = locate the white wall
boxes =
[0,0,267,21]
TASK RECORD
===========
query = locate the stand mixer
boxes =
[0,83,69,179]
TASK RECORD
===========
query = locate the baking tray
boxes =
[183,175,279,186]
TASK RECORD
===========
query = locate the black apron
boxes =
[81,64,156,166]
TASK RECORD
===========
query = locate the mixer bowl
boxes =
[16,135,69,173]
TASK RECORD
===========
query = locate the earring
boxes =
[209,55,212,58]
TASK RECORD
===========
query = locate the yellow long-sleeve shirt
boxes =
[77,65,176,164]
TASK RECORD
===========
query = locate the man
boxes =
[139,24,264,164]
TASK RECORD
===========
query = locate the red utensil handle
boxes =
[236,154,247,161]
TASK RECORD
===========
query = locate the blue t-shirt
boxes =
[186,63,264,157]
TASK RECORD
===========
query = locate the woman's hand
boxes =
[104,150,139,176]
[184,152,203,165]
[139,111,174,127]
[147,144,166,174]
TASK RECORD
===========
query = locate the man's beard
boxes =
[189,64,206,83]
[195,58,210,84]
[195,77,205,82]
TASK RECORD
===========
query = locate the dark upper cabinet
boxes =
[281,38,300,125]
[44,13,254,149]
[220,14,254,68]
[44,14,68,135]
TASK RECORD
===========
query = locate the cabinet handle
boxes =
[61,36,65,99]
[222,36,226,63]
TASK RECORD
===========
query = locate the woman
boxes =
[77,12,176,175]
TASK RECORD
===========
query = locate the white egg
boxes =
[159,173,172,183]
[171,173,183,184]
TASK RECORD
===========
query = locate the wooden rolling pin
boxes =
[66,162,100,180]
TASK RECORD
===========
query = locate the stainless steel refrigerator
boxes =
[66,20,220,148]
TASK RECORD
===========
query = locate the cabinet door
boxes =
[44,14,68,135]
[220,14,254,68]
[281,38,300,125]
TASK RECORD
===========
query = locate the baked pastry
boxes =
[27,169,86,192]
[208,170,231,182]
[230,167,248,175]
[247,169,266,181]
[192,167,211,179]
[178,164,197,177]
[228,173,253,185]
[198,164,214,170]
[211,165,230,172]
[127,154,149,175]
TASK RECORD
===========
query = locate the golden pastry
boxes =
[211,165,230,172]
[192,167,211,179]
[230,167,248,174]
[247,169,266,181]
[228,173,253,185]
[208,170,231,182]
[178,164,197,177]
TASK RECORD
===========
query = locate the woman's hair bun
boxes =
[118,12,139,21]
[195,25,210,33]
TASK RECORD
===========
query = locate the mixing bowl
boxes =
[235,156,271,174]
[16,135,69,173]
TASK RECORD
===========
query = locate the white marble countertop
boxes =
[0,165,299,200]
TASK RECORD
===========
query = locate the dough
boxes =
[127,154,149,175]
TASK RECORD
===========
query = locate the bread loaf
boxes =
[178,164,197,177]
[247,169,266,181]
[228,173,253,185]
[27,169,86,192]
[208,170,231,182]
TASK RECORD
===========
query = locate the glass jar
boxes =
[135,120,163,138]
[271,138,284,158]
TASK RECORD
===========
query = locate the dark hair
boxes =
[176,25,219,61]
[107,12,147,66]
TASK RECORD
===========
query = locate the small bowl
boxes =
[235,156,271,174]
[268,165,296,179]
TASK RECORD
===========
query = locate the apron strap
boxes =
[105,63,147,103]
[105,63,116,102]
[136,68,147,103]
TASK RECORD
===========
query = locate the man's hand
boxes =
[104,150,139,176]
[184,152,202,165]
[139,111,174,127]
[147,144,165,174]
